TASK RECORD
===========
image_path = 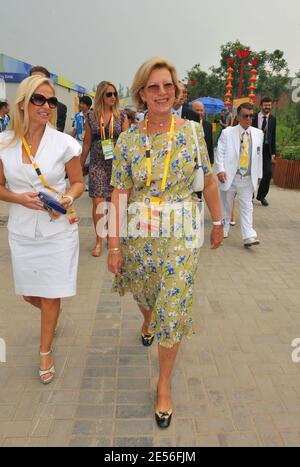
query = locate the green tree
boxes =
[185,64,224,100]
[185,40,290,103]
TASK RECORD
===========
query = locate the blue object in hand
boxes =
[38,192,67,215]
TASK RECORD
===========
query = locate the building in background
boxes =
[0,54,94,133]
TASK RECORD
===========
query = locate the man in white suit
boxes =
[215,103,264,247]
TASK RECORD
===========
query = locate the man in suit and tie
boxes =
[252,97,277,206]
[191,100,214,165]
[215,103,264,247]
[172,83,214,164]
[172,81,199,120]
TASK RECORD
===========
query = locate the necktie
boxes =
[239,131,250,175]
[261,116,267,132]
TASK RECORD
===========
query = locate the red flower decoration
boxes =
[236,49,251,60]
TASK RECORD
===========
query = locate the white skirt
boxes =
[8,227,79,298]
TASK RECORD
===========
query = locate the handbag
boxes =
[190,121,205,248]
[190,120,204,192]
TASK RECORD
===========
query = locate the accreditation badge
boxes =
[140,195,163,235]
[102,139,114,160]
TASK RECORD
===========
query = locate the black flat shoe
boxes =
[155,409,173,429]
[141,333,155,347]
[257,197,269,206]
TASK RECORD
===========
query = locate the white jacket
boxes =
[214,125,264,191]
[0,126,81,238]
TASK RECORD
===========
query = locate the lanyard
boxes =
[22,137,78,223]
[143,115,175,192]
[100,114,114,140]
[22,138,58,195]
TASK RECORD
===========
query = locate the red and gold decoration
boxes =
[248,59,259,103]
[224,57,235,109]
[236,49,251,99]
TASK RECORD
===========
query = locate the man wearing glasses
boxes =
[215,103,264,248]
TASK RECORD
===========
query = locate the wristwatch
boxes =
[212,220,225,226]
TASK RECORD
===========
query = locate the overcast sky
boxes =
[1,0,299,90]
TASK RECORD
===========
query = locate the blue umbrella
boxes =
[189,97,225,115]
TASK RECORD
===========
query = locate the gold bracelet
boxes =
[62,194,74,205]
[108,248,121,254]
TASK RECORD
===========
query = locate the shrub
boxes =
[280,146,300,160]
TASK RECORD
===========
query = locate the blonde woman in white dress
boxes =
[0,76,84,384]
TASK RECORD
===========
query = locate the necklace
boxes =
[144,115,174,132]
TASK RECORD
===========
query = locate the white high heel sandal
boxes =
[39,349,55,384]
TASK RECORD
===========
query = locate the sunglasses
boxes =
[30,93,58,109]
[146,83,174,93]
[105,91,118,98]
[241,113,254,119]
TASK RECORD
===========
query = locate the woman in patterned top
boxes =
[80,81,129,257]
[108,58,223,428]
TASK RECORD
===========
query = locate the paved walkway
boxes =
[1,184,300,447]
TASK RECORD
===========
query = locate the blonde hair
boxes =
[6,76,56,146]
[131,57,180,111]
[93,81,120,123]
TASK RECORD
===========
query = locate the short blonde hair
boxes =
[131,57,180,111]
[93,81,120,123]
[7,76,56,146]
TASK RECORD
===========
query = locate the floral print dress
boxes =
[87,110,126,198]
[111,122,212,348]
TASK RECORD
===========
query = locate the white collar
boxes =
[239,124,250,136]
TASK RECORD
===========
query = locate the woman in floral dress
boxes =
[80,81,129,256]
[108,58,223,428]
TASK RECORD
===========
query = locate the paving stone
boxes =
[280,431,300,447]
[116,404,153,419]
[1,187,300,445]
[27,437,48,447]
[80,377,115,391]
[153,437,176,447]
[195,417,235,434]
[0,405,16,421]
[46,420,74,447]
[197,434,221,447]
[114,437,153,447]
[69,437,111,447]
[72,419,113,436]
[79,390,115,405]
[75,405,114,419]
[117,391,152,405]
[2,437,29,447]
[83,367,117,378]
[218,432,260,447]
[85,355,118,367]
[117,378,151,390]
[118,366,150,378]
[115,419,153,436]
[30,419,53,437]
[119,355,149,366]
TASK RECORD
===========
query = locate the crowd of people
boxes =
[0,57,277,429]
